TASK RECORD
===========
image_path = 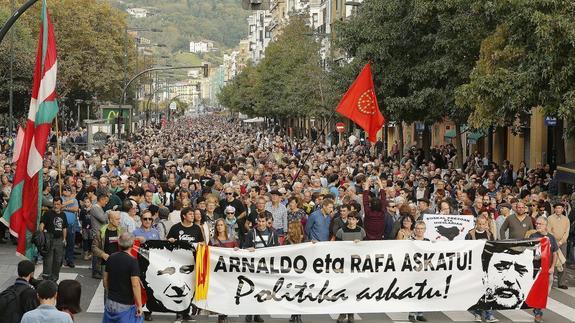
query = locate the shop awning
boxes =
[556,162,575,185]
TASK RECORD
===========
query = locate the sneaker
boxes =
[417,315,427,322]
[534,314,543,323]
[473,314,482,322]
[408,314,417,322]
[92,273,102,279]
[336,314,347,323]
[253,315,264,323]
[245,315,253,322]
[182,314,195,322]
[347,314,354,323]
[66,262,75,268]
[485,316,499,323]
[558,285,568,289]
[144,312,153,321]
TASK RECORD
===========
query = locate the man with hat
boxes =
[548,202,570,289]
[496,202,512,240]
[416,198,433,220]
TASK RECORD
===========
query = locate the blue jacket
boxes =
[305,209,331,241]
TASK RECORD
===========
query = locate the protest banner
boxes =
[137,239,550,314]
[422,214,476,241]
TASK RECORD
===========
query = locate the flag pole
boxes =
[54,115,62,197]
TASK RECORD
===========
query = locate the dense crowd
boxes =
[0,115,573,323]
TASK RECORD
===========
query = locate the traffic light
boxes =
[241,0,270,10]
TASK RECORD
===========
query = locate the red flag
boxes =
[336,62,384,143]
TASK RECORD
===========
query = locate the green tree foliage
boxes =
[335,0,492,160]
[218,16,328,118]
[0,0,136,116]
[456,0,575,137]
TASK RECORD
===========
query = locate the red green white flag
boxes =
[1,0,59,259]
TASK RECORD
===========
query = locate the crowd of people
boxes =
[0,114,574,323]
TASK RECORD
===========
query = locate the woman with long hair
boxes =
[210,219,238,323]
[395,215,414,240]
[286,196,306,244]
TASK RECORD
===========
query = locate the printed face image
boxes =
[486,250,534,309]
[146,247,195,312]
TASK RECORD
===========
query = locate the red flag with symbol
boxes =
[335,62,384,143]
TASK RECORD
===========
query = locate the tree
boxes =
[0,0,137,119]
[335,0,492,162]
[218,16,328,123]
[456,0,575,139]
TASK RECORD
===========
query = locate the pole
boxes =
[54,115,62,197]
[8,0,16,137]
[0,0,39,45]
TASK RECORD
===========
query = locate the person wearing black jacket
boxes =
[0,260,39,323]
[243,214,279,323]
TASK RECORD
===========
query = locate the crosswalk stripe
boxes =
[385,313,409,321]
[87,281,105,313]
[329,313,362,320]
[442,311,477,321]
[496,310,533,322]
[545,297,575,321]
[554,287,575,298]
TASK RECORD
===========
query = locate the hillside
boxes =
[111,0,249,53]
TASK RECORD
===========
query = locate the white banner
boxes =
[195,240,485,314]
[422,214,476,241]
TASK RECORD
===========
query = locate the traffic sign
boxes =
[169,102,177,110]
[336,122,345,133]
[545,117,557,127]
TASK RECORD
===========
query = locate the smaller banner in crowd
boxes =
[137,239,550,314]
[422,214,476,241]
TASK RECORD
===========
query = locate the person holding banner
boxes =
[500,202,534,239]
[334,211,364,323]
[529,216,559,323]
[244,213,280,323]
[395,215,414,240]
[210,218,239,323]
[305,199,335,242]
[465,215,497,323]
[408,221,429,322]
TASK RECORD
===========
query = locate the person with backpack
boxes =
[0,260,39,323]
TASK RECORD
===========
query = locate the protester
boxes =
[103,232,143,322]
[92,211,123,280]
[39,197,68,281]
[90,193,110,279]
[529,216,559,323]
[465,215,497,322]
[61,185,79,268]
[408,221,429,322]
[133,209,161,243]
[244,213,279,322]
[0,260,39,323]
[547,202,570,289]
[210,218,239,323]
[20,280,72,323]
[500,201,534,239]
[305,198,335,242]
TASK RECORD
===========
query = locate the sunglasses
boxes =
[142,218,153,221]
[226,192,234,195]
[226,212,234,215]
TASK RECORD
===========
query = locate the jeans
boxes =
[470,309,494,320]
[65,225,75,264]
[42,237,64,281]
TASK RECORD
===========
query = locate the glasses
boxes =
[264,174,271,177]
[226,212,234,215]
[226,192,234,195]
[142,218,153,221]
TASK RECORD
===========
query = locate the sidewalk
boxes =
[0,241,25,290]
